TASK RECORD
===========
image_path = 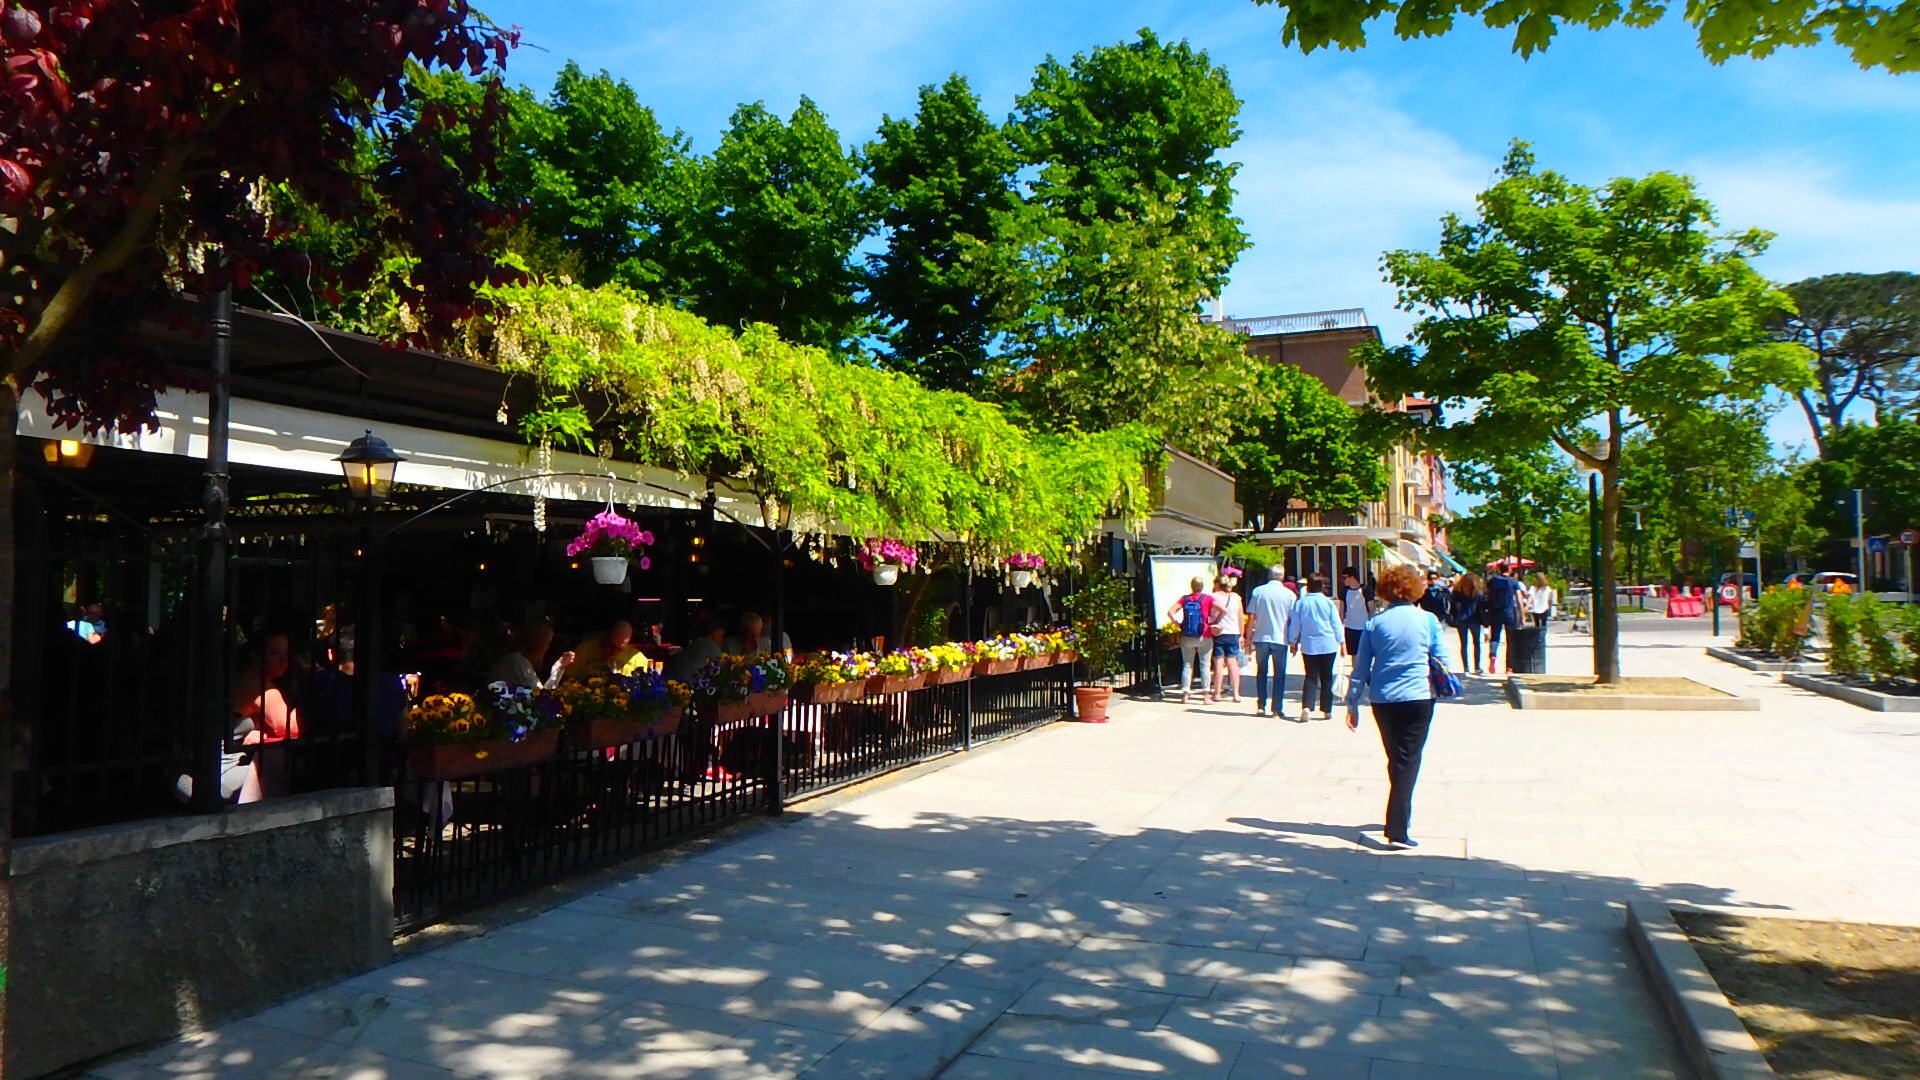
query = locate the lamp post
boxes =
[336,431,405,785]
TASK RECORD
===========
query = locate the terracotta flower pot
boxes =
[566,715,648,750]
[927,666,970,686]
[747,690,789,717]
[1073,686,1112,723]
[407,729,560,780]
[975,658,1019,677]
[866,673,916,696]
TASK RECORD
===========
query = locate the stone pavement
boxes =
[95,615,1920,1080]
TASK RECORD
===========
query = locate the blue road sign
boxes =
[1869,536,1889,554]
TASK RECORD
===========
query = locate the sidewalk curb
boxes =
[1703,646,1824,675]
[1626,902,1778,1080]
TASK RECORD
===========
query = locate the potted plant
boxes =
[867,650,920,695]
[1004,552,1045,591]
[405,681,566,780]
[1065,573,1139,723]
[559,669,685,749]
[855,538,917,586]
[567,509,655,585]
[924,642,971,684]
[791,651,870,705]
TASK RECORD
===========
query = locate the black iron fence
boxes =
[392,662,1072,932]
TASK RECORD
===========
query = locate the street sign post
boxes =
[1869,536,1889,555]
[1903,529,1918,602]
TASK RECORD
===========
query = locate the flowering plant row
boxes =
[1003,552,1046,570]
[685,653,793,703]
[788,630,1079,689]
[407,672,693,745]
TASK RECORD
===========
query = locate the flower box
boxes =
[407,730,560,781]
[1057,649,1079,665]
[975,658,1019,677]
[865,673,920,696]
[926,666,970,686]
[714,692,789,724]
[566,707,684,750]
[1016,654,1046,671]
[792,681,861,706]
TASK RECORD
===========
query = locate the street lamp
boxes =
[336,430,405,784]
[335,430,406,504]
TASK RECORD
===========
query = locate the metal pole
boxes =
[1588,472,1601,600]
[1710,542,1722,637]
[192,283,234,812]
[1907,542,1914,604]
[1856,488,1867,587]
[961,565,973,751]
[354,516,381,786]
[768,533,787,814]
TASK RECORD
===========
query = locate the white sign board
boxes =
[1147,555,1221,631]
[1738,542,1758,559]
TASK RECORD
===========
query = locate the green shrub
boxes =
[1898,605,1920,682]
[1860,595,1902,680]
[1825,593,1863,676]
[1751,588,1811,660]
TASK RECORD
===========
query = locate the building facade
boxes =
[1223,309,1457,579]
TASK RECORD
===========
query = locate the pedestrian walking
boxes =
[1483,565,1523,674]
[1166,577,1215,705]
[1207,574,1245,703]
[1345,564,1450,850]
[1527,572,1554,628]
[1449,572,1486,675]
[1418,571,1451,624]
[1340,569,1370,658]
[1247,565,1296,718]
[1289,574,1343,720]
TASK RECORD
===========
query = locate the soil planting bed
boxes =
[1678,912,1920,1080]
[1507,675,1759,710]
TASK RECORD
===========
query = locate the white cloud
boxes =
[1687,154,1920,280]
[1220,69,1494,343]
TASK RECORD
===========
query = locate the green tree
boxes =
[1814,419,1920,559]
[657,98,870,352]
[1250,0,1920,72]
[1218,361,1389,527]
[1359,143,1811,682]
[1010,29,1248,295]
[865,75,1020,393]
[1771,272,1920,453]
[1448,448,1583,568]
[992,194,1258,457]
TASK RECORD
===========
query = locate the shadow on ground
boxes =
[98,793,1785,1080]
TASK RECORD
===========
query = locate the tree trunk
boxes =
[0,376,16,1070]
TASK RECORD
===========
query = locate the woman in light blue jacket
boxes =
[1345,564,1449,850]
[1287,574,1344,721]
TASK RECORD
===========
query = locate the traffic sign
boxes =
[1869,536,1889,555]
[1901,528,1919,546]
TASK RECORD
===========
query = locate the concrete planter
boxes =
[1705,646,1825,675]
[1783,672,1920,712]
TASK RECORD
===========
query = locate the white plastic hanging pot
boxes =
[1009,569,1034,591]
[871,564,901,586]
[590,556,629,585]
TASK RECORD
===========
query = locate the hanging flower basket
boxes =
[1009,569,1033,591]
[1004,552,1044,592]
[569,509,654,585]
[855,538,916,587]
[407,730,560,781]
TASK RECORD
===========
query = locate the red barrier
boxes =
[1666,595,1705,618]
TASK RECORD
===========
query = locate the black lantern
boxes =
[335,430,406,505]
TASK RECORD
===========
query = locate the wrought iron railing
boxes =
[391,663,1073,932]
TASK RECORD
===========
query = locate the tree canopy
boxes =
[654,98,871,353]
[469,280,1161,564]
[865,75,1019,394]
[1,1,523,431]
[1771,271,1920,453]
[1250,0,1920,72]
[1360,142,1811,680]
[1217,360,1389,526]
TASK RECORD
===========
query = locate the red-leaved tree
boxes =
[0,2,523,1066]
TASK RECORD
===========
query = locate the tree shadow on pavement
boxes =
[95,799,1788,1080]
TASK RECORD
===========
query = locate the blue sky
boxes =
[476,0,1919,452]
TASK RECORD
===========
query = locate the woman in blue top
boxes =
[1345,564,1450,850]
[1287,573,1344,721]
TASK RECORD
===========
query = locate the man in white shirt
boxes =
[1246,565,1297,719]
[1341,569,1371,658]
